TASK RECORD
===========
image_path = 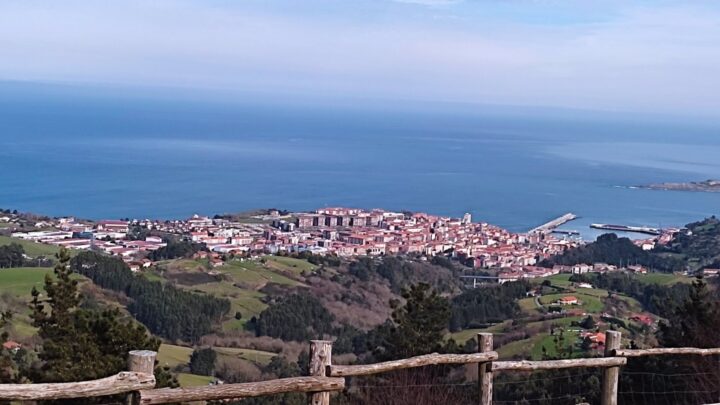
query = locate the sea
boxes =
[2,82,720,241]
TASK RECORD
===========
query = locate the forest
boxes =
[71,251,230,342]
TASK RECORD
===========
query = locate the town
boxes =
[0,207,679,282]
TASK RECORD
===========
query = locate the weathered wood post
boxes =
[601,331,621,405]
[478,333,493,405]
[308,340,333,405]
[126,350,157,405]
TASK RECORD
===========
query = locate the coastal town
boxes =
[0,207,679,281]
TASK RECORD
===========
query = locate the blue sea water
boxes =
[1,82,720,239]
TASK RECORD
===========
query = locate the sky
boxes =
[1,0,720,115]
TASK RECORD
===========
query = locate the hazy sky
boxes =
[1,0,720,115]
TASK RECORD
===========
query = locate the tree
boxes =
[255,293,334,341]
[71,251,230,342]
[30,248,161,383]
[580,315,597,330]
[0,309,18,383]
[658,278,720,348]
[189,347,217,376]
[371,283,450,360]
[616,278,720,405]
[450,281,527,329]
[0,243,25,268]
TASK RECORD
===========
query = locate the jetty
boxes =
[529,213,578,234]
[590,223,661,236]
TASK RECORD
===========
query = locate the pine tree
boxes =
[658,278,720,348]
[373,283,450,360]
[29,248,165,383]
[0,310,17,382]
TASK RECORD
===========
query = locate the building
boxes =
[558,296,579,305]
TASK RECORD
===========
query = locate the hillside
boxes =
[0,241,698,388]
[540,233,684,272]
[541,217,720,274]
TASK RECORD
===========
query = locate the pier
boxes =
[590,223,661,235]
[552,229,580,236]
[529,213,578,234]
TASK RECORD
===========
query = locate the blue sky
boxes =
[1,0,720,115]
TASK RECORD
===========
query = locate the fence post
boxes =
[125,350,157,405]
[308,340,333,405]
[601,331,621,405]
[478,333,493,405]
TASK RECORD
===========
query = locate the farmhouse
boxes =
[558,296,579,305]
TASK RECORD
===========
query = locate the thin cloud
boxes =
[391,0,462,5]
[0,0,718,115]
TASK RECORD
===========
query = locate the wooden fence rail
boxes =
[138,376,345,404]
[614,347,720,357]
[0,372,154,401]
[2,330,720,404]
[329,352,498,377]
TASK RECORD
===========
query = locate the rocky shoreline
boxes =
[640,179,720,192]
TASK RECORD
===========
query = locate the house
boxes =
[580,332,606,348]
[96,220,129,234]
[626,265,648,274]
[576,282,593,289]
[571,264,592,274]
[630,313,654,326]
[210,258,224,268]
[701,268,720,277]
[3,340,21,352]
[558,296,579,305]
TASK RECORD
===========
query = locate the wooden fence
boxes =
[1,331,719,404]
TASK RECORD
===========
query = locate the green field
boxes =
[636,273,692,285]
[0,267,54,339]
[177,373,215,387]
[0,267,53,297]
[158,344,194,369]
[214,347,276,365]
[539,292,603,313]
[518,297,541,313]
[169,257,310,329]
[530,331,580,360]
[221,260,301,287]
[0,236,61,258]
[497,333,546,359]
[540,273,574,287]
[448,321,512,343]
[159,343,276,372]
[263,256,317,275]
